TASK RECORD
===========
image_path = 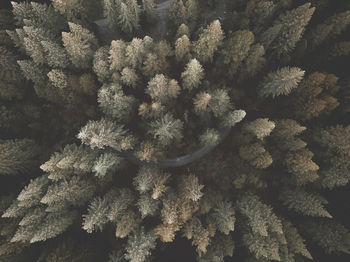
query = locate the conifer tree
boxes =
[142,0,157,24]
[259,67,305,98]
[280,188,332,218]
[62,22,98,69]
[78,118,135,151]
[175,34,191,63]
[263,3,315,57]
[193,20,224,64]
[181,58,204,90]
[148,113,184,147]
[125,227,157,262]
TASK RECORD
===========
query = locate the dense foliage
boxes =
[1,0,350,261]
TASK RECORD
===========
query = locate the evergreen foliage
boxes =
[1,0,350,261]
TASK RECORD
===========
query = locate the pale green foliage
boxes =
[0,139,40,176]
[2,200,27,219]
[82,197,110,233]
[199,128,219,147]
[148,113,184,147]
[243,118,275,140]
[22,25,52,65]
[179,174,204,201]
[265,3,315,57]
[125,227,157,262]
[242,232,281,261]
[98,83,137,121]
[133,166,160,193]
[17,59,47,86]
[133,166,170,200]
[237,193,283,237]
[40,144,98,180]
[146,74,180,103]
[208,89,232,117]
[103,0,140,34]
[280,189,332,218]
[41,40,69,69]
[109,39,127,72]
[17,175,49,208]
[47,69,68,89]
[176,23,190,38]
[126,38,145,69]
[78,118,135,150]
[282,220,312,260]
[175,34,191,63]
[137,192,160,218]
[108,188,135,221]
[18,206,45,227]
[93,152,123,178]
[62,22,98,69]
[193,20,224,63]
[220,109,246,128]
[41,175,95,208]
[312,125,350,189]
[29,210,77,243]
[237,193,284,260]
[93,46,112,83]
[11,1,65,33]
[121,67,139,87]
[181,58,204,90]
[259,67,305,98]
[212,200,235,235]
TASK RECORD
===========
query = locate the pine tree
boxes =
[199,129,220,147]
[212,200,235,235]
[82,196,110,233]
[259,67,305,98]
[175,34,191,63]
[148,113,184,147]
[280,188,332,218]
[78,118,135,151]
[142,0,157,24]
[179,174,204,202]
[243,118,275,140]
[124,227,157,262]
[41,40,69,69]
[193,20,224,64]
[121,67,139,88]
[181,58,204,90]
[312,125,350,189]
[264,3,315,57]
[109,39,127,72]
[146,74,180,103]
[93,46,112,83]
[287,72,339,121]
[98,82,137,122]
[62,22,98,69]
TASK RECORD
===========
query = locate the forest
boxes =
[0,0,350,261]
